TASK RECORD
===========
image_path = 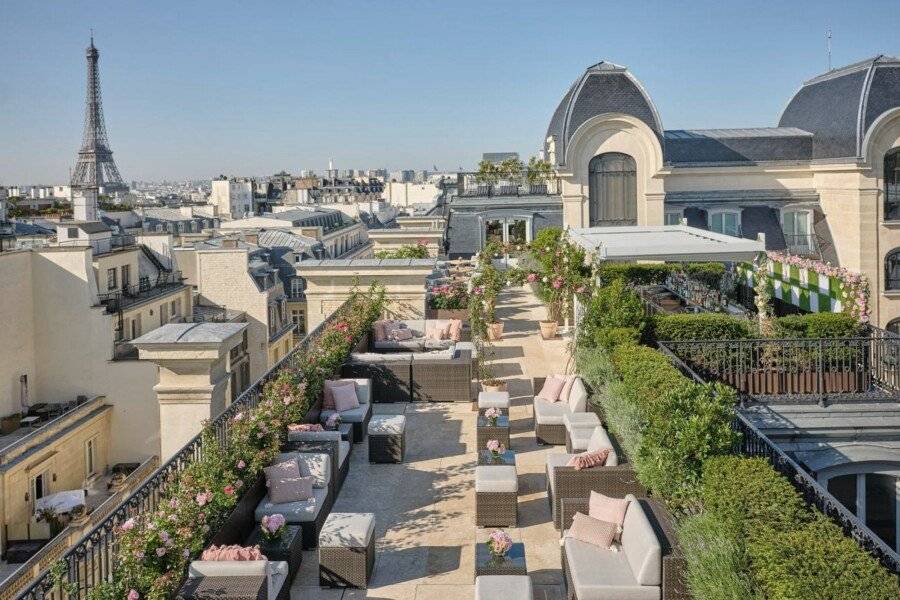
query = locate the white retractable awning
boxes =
[568,225,765,263]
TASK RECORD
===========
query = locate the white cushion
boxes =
[563,412,601,431]
[568,428,593,452]
[478,391,510,409]
[586,427,619,466]
[276,452,330,488]
[319,512,375,547]
[255,486,328,523]
[563,537,659,600]
[475,465,518,493]
[567,378,588,413]
[621,496,662,587]
[189,560,267,577]
[368,414,406,435]
[321,401,371,426]
[475,575,533,598]
[533,397,570,425]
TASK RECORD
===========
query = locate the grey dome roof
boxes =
[545,61,663,167]
[778,55,900,159]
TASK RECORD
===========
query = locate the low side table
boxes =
[245,524,303,581]
[476,415,510,450]
[478,449,515,466]
[474,542,527,578]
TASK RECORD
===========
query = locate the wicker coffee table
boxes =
[477,415,510,449]
[478,449,515,466]
[245,524,302,581]
[475,542,527,577]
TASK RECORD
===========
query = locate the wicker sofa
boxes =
[255,452,333,549]
[286,430,351,495]
[546,426,646,529]
[560,496,688,600]
[532,376,589,445]
[177,560,290,600]
[341,348,473,403]
[370,319,470,352]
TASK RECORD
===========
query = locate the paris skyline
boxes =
[2,0,899,183]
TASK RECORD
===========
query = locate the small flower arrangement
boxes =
[260,514,287,542]
[487,529,513,557]
[485,439,505,457]
[483,407,500,426]
[325,413,342,430]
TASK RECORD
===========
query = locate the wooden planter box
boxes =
[425,308,469,320]
[726,369,869,396]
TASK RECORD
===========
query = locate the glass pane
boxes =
[711,213,723,232]
[886,150,900,221]
[865,474,897,550]
[485,220,503,245]
[507,220,527,245]
[828,474,858,514]
[665,212,681,225]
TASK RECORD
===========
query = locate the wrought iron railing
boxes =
[657,334,900,405]
[14,300,350,600]
[455,172,559,198]
[782,233,820,258]
[98,271,184,313]
[658,344,900,574]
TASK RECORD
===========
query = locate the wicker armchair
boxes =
[560,497,688,600]
[285,431,350,496]
[177,560,290,600]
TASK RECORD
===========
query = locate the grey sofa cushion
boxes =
[255,486,328,523]
[276,452,330,489]
[622,495,662,587]
[533,397,570,425]
[423,338,455,350]
[564,537,659,600]
[568,378,588,413]
[287,429,341,443]
[373,339,425,351]
[320,400,372,425]
[563,412,601,431]
[338,441,350,467]
[586,427,619,466]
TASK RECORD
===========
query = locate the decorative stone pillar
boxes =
[132,322,248,460]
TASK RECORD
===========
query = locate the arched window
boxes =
[589,153,637,226]
[885,149,900,221]
[887,318,900,335]
[886,248,900,290]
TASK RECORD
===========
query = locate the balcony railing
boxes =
[658,344,900,573]
[59,235,136,256]
[783,233,821,258]
[657,331,900,406]
[13,299,350,600]
[456,173,560,198]
[98,271,184,313]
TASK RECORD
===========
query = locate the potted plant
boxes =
[260,513,287,544]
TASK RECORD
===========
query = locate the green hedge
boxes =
[651,313,754,341]
[678,513,760,600]
[701,456,899,599]
[594,262,727,288]
[578,279,646,348]
[772,312,864,339]
[683,262,726,288]
[609,343,685,411]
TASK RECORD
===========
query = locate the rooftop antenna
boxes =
[825,27,833,71]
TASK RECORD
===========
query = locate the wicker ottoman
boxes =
[478,391,510,411]
[475,575,533,598]
[368,415,406,463]
[319,512,376,588]
[475,465,518,527]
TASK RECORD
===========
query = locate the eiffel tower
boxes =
[71,36,128,194]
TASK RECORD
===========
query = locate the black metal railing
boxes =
[658,334,900,405]
[783,233,819,258]
[58,235,136,255]
[456,172,559,198]
[657,344,900,573]
[14,301,350,600]
[98,271,184,313]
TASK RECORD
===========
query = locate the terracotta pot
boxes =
[487,322,504,341]
[482,381,508,393]
[539,320,558,340]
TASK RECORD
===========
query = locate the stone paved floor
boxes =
[291,287,572,599]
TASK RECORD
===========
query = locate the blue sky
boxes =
[2,1,898,183]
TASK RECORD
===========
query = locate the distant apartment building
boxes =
[209,176,253,219]
[390,170,415,183]
[482,152,520,164]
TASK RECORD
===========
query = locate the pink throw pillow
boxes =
[424,321,442,341]
[332,383,361,412]
[589,491,630,529]
[449,319,463,342]
[560,375,577,402]
[536,376,566,402]
[264,459,313,504]
[288,423,324,432]
[201,545,265,561]
[566,513,617,549]
[372,321,386,342]
[323,380,356,410]
[565,448,610,470]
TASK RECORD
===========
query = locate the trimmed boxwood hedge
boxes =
[595,262,727,288]
[651,313,754,341]
[772,312,864,339]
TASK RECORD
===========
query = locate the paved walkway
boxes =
[291,287,572,599]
